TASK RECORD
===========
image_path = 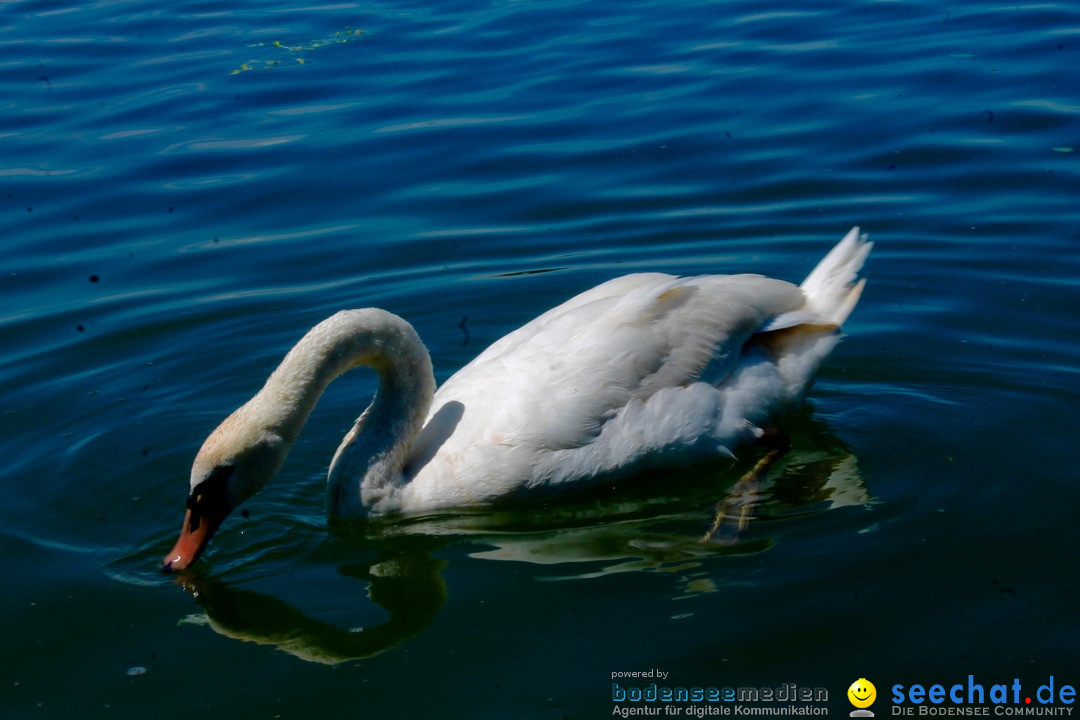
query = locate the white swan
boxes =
[163,228,871,571]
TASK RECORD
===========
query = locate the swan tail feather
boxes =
[748,228,870,398]
[799,226,872,326]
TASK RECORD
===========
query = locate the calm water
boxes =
[2,0,1078,717]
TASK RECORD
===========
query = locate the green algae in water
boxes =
[231,27,364,74]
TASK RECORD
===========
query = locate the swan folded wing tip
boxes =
[750,321,841,361]
[832,277,866,325]
[759,310,819,333]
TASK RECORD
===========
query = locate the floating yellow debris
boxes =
[231,26,364,74]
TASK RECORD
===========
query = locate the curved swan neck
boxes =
[262,310,432,433]
[242,310,434,511]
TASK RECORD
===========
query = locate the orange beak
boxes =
[161,507,221,573]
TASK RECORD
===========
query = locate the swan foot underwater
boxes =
[162,227,871,572]
[700,428,790,544]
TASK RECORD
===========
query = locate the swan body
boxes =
[163,228,870,571]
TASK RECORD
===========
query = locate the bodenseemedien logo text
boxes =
[613,683,828,703]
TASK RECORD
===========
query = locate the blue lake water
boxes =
[2,0,1078,717]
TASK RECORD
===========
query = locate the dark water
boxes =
[2,0,1078,717]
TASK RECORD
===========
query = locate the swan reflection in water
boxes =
[169,415,870,664]
[175,550,448,665]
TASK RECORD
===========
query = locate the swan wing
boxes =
[402,273,804,505]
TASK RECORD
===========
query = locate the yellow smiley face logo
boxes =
[848,678,877,708]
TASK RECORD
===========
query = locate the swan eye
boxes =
[186,465,234,530]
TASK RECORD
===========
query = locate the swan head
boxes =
[161,407,289,573]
